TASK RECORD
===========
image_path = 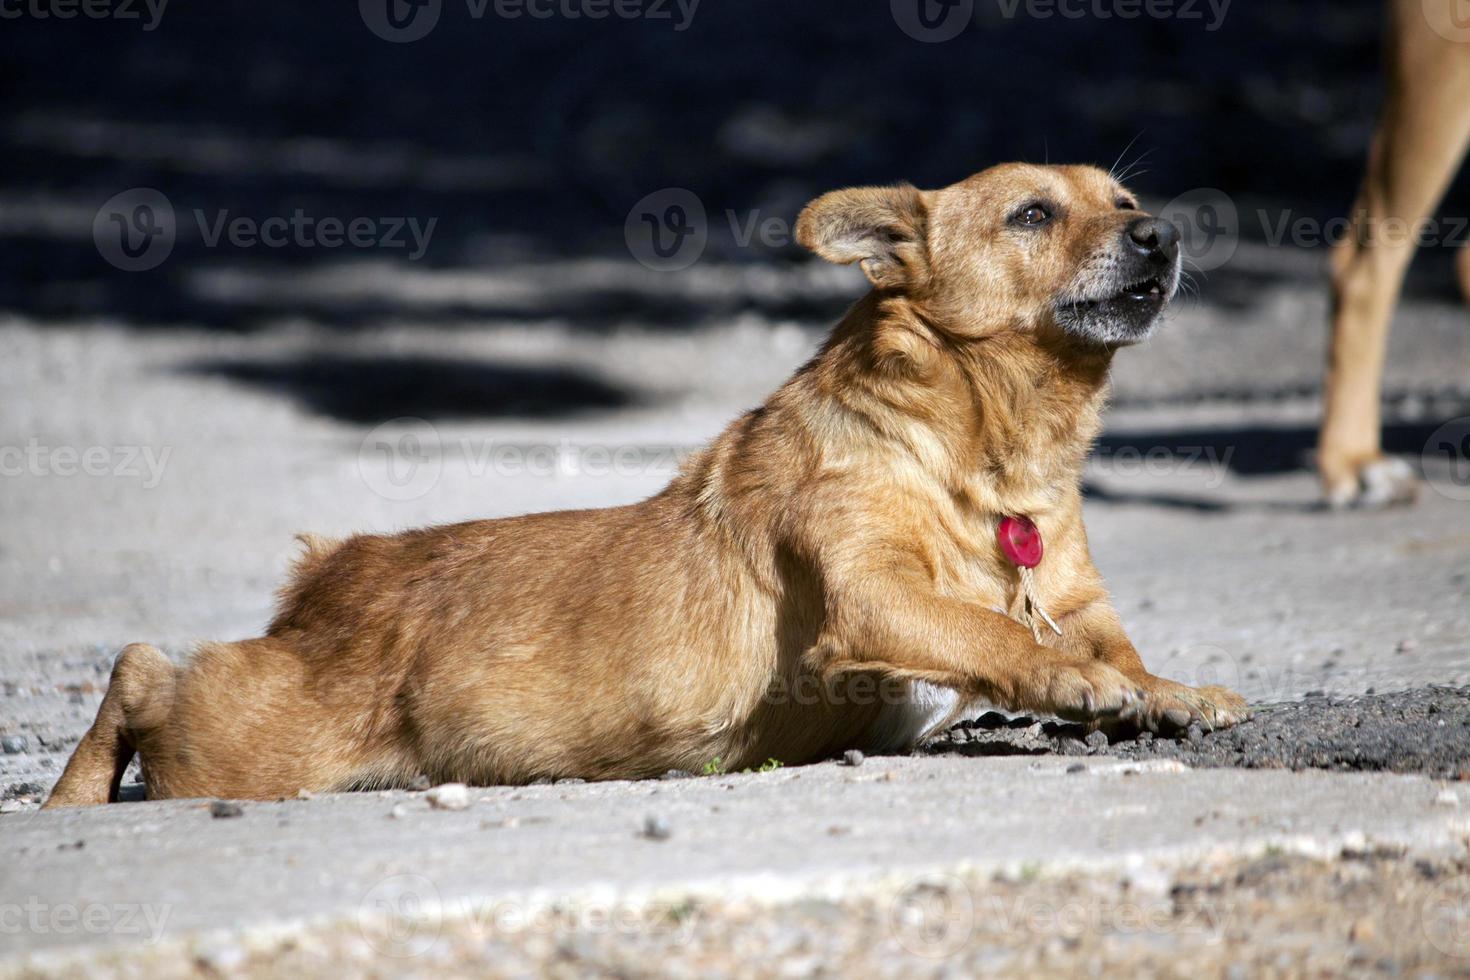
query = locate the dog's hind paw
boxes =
[1325,456,1419,510]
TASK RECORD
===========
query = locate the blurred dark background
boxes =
[3,0,1468,331]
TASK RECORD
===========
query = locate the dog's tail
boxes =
[44,643,176,808]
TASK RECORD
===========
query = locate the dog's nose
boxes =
[1125,216,1180,264]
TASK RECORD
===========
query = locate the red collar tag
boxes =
[997,515,1043,569]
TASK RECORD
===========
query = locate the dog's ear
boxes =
[795,184,928,289]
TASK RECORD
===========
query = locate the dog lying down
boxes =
[46,163,1249,807]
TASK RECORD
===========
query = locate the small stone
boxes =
[1085,730,1109,750]
[1397,639,1417,654]
[195,940,247,972]
[295,788,315,801]
[556,777,586,785]
[388,804,407,819]
[407,774,431,792]
[1136,731,1154,744]
[641,815,671,840]
[1066,763,1086,774]
[209,800,244,819]
[1186,724,1205,744]
[1435,789,1459,807]
[660,769,694,780]
[426,783,471,811]
[1,735,27,755]
[842,750,865,767]
[1350,917,1376,943]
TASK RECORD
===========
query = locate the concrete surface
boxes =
[4,757,1470,975]
[2,247,1470,974]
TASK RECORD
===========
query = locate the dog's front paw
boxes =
[1131,678,1250,734]
[1037,661,1145,723]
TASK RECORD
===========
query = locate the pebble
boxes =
[426,783,471,811]
[641,815,671,840]
[1435,789,1459,807]
[660,769,695,780]
[1084,730,1109,750]
[295,788,315,800]
[1066,763,1086,774]
[209,800,244,819]
[842,750,865,767]
[388,804,408,819]
[1186,723,1205,744]
[407,774,431,792]
[1,735,27,755]
[195,940,247,973]
[1397,639,1418,654]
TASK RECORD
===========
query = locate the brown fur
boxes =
[1320,0,1470,507]
[46,163,1248,807]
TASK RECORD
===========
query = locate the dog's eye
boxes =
[1116,198,1138,211]
[1012,203,1052,227]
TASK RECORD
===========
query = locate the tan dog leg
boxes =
[1457,241,1470,305]
[44,644,175,808]
[812,578,1145,724]
[1321,3,1470,507]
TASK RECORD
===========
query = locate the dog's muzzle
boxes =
[1055,215,1183,346]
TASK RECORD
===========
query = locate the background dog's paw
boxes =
[1041,661,1143,723]
[1133,678,1251,734]
[1325,456,1419,510]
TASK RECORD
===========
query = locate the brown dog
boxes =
[46,163,1249,807]
[1320,0,1470,507]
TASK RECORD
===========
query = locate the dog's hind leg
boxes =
[1320,0,1470,508]
[44,643,176,808]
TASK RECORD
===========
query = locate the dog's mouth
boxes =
[1065,274,1169,313]
[1055,269,1176,346]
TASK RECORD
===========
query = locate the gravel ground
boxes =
[10,849,1470,978]
[926,686,1470,780]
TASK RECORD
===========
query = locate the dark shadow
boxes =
[1095,417,1461,479]
[181,354,634,423]
[8,0,1470,333]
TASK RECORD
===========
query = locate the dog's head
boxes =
[796,163,1181,346]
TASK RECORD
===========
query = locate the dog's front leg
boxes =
[1060,599,1250,733]
[812,568,1145,724]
